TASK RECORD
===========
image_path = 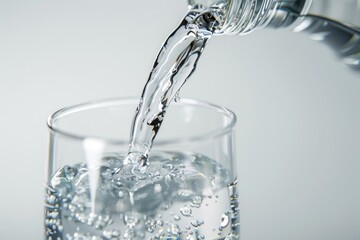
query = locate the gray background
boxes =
[1,0,359,239]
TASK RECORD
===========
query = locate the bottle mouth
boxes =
[187,0,261,35]
[187,0,233,35]
[188,0,309,35]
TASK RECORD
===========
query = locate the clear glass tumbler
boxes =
[45,98,239,240]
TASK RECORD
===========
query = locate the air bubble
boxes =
[118,190,125,198]
[46,211,59,220]
[124,214,139,228]
[46,195,57,205]
[220,213,230,228]
[69,204,76,213]
[168,223,180,236]
[157,219,164,227]
[174,92,181,102]
[145,219,157,233]
[123,229,135,239]
[87,213,96,226]
[192,196,202,205]
[191,220,204,227]
[154,183,162,192]
[103,229,120,238]
[95,218,108,230]
[180,207,192,217]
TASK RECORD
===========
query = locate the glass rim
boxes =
[47,97,237,145]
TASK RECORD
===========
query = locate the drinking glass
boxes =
[45,98,239,240]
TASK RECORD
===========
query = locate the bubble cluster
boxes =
[45,151,239,239]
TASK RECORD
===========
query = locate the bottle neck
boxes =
[188,0,309,35]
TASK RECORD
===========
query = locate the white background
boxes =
[0,1,359,239]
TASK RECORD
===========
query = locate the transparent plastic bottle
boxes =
[188,0,360,69]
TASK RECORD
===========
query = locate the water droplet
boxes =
[180,207,192,217]
[174,215,181,221]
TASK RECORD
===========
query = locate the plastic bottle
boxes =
[188,0,360,69]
